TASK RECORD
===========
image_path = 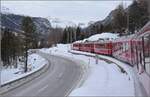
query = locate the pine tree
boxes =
[128,0,149,33]
[76,26,81,40]
[21,16,36,72]
[62,28,68,44]
[1,28,10,66]
[1,28,19,67]
[112,4,127,34]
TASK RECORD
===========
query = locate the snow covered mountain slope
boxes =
[1,6,51,36]
[47,17,76,28]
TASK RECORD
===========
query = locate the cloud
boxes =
[1,1,132,24]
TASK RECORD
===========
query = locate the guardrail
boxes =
[0,55,49,95]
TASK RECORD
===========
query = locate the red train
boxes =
[72,21,150,74]
[72,41,113,55]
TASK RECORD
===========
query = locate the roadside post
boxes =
[88,58,90,65]
[49,50,51,55]
[49,50,52,65]
[0,60,2,87]
[95,54,99,64]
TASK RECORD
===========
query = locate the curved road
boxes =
[2,52,83,96]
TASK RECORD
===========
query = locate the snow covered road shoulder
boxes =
[70,58,134,96]
[1,53,48,85]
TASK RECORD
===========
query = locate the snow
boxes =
[73,33,119,43]
[74,40,84,43]
[1,53,48,85]
[87,32,119,41]
[47,17,87,28]
[114,34,136,42]
[39,44,135,96]
[70,64,134,96]
[69,50,135,96]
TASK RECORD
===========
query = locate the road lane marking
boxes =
[37,85,49,93]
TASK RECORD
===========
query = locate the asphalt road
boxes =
[2,52,83,97]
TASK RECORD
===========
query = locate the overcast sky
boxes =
[1,1,133,25]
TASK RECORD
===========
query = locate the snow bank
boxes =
[70,63,134,96]
[69,50,135,96]
[39,44,135,96]
[1,54,48,85]
[87,32,119,41]
[74,40,84,43]
[73,32,119,43]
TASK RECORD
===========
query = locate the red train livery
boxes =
[112,35,135,65]
[79,42,94,53]
[94,41,113,55]
[72,22,150,67]
[72,43,80,51]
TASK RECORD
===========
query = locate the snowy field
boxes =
[39,44,135,96]
[1,54,48,85]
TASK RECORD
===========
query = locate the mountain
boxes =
[85,9,116,35]
[86,0,149,36]
[1,13,51,36]
[101,10,115,26]
[47,17,76,28]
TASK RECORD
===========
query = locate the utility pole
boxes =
[0,28,2,87]
[142,37,145,70]
[24,39,28,72]
[149,0,150,19]
[124,1,129,34]
[126,2,129,34]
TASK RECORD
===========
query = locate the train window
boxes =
[125,43,127,51]
[122,43,124,52]
[119,43,121,51]
[124,43,126,51]
[116,43,120,51]
[117,43,120,51]
[98,44,105,48]
[75,44,78,47]
[123,43,125,51]
[125,43,126,51]
[121,43,123,52]
[126,42,130,51]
